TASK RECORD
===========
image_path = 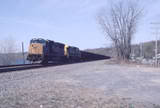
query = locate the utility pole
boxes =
[140,43,143,58]
[150,22,160,66]
[22,42,25,64]
[155,33,158,66]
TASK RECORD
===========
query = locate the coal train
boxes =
[27,38,109,64]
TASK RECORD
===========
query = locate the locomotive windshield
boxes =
[30,38,46,45]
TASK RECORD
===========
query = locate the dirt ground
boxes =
[0,59,160,108]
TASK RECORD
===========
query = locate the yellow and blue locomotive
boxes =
[27,38,81,64]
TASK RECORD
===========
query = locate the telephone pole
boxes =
[140,43,143,58]
[155,32,158,66]
[22,42,25,64]
[150,22,160,66]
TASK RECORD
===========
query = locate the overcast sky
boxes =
[0,0,160,51]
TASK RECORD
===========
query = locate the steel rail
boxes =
[0,64,42,73]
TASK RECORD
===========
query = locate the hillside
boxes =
[84,47,115,57]
[85,40,160,59]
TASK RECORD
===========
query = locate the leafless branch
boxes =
[97,0,143,60]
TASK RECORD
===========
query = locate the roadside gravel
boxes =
[0,60,160,108]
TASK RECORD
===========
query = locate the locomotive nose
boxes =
[29,43,43,55]
[27,43,44,62]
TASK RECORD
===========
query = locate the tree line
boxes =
[0,37,19,65]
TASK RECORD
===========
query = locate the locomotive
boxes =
[27,38,81,64]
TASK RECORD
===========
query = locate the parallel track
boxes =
[0,64,35,68]
[0,62,64,73]
[0,61,75,73]
[0,64,43,73]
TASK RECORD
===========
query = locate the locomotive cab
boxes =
[27,38,46,62]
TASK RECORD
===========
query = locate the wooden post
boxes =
[22,42,25,64]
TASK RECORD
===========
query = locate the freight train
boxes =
[27,38,81,64]
[27,38,109,64]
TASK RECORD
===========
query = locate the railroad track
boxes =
[0,61,71,73]
[0,64,44,73]
[0,64,34,68]
[0,57,110,73]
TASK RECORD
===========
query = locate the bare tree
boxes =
[97,0,143,60]
[0,37,18,65]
